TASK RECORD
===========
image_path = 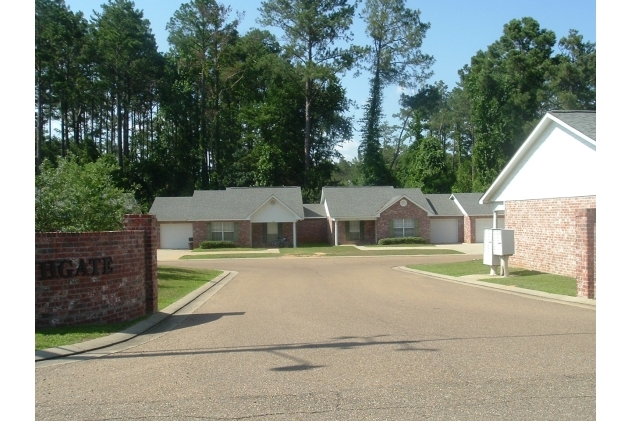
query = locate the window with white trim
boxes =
[211,222,234,241]
[348,220,360,240]
[393,219,414,237]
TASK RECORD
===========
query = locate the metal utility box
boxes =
[483,229,500,265]
[492,229,514,256]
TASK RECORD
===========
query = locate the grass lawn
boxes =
[192,247,267,252]
[407,259,577,296]
[180,245,462,259]
[363,244,436,248]
[35,266,222,350]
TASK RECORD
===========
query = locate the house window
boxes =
[348,220,360,241]
[211,222,234,241]
[267,222,280,243]
[393,219,415,237]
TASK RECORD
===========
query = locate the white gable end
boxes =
[492,123,596,202]
[250,199,299,223]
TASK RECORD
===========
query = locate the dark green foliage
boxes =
[378,237,426,245]
[199,240,237,249]
[35,155,141,232]
[36,2,595,214]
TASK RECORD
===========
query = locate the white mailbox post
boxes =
[483,229,515,277]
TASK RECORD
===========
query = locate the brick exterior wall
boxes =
[504,196,596,294]
[377,201,431,242]
[297,218,328,244]
[575,208,596,299]
[464,216,473,243]
[123,215,158,313]
[35,214,158,328]
[193,221,251,248]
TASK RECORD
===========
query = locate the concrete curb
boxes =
[394,266,596,310]
[35,270,237,362]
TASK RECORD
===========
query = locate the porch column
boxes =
[493,211,498,228]
[293,221,297,248]
[334,220,338,246]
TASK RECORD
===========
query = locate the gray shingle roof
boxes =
[189,187,304,220]
[303,204,327,218]
[549,110,596,141]
[449,193,495,216]
[321,186,434,218]
[423,194,463,217]
[149,197,192,222]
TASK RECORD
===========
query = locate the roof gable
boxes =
[321,186,434,218]
[188,187,304,221]
[249,195,302,222]
[481,111,596,205]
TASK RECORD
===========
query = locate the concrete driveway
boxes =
[36,254,595,420]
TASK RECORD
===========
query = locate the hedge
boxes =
[378,237,426,245]
[200,240,237,249]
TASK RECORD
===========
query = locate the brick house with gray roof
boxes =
[150,187,499,249]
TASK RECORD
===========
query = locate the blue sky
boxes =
[64,0,596,160]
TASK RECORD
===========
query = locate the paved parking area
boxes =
[36,255,595,420]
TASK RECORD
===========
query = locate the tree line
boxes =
[35,0,595,210]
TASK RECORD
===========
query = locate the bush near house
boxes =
[378,237,426,245]
[199,240,237,249]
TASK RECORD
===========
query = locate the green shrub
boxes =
[200,240,237,249]
[378,237,426,245]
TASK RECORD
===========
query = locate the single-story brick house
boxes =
[150,186,499,248]
[479,110,596,298]
[151,187,306,249]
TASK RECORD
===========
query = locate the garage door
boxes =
[430,219,459,244]
[160,223,193,249]
[474,218,505,243]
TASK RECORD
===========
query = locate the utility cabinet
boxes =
[483,229,515,276]
[492,229,514,256]
[483,229,499,265]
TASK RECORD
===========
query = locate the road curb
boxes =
[394,266,596,310]
[35,270,237,362]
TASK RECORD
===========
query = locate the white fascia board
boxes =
[448,194,468,216]
[246,195,302,221]
[480,115,554,204]
[324,199,331,219]
[547,114,596,146]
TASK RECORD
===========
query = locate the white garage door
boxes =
[160,223,193,249]
[430,219,459,244]
[474,218,505,243]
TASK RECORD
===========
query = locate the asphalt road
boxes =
[36,255,595,420]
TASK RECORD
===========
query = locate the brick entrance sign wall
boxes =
[35,214,158,328]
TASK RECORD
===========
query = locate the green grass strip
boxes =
[407,259,577,296]
[35,266,222,350]
[181,247,462,259]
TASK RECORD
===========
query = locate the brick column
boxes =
[575,209,596,299]
[124,214,158,313]
[462,216,472,243]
